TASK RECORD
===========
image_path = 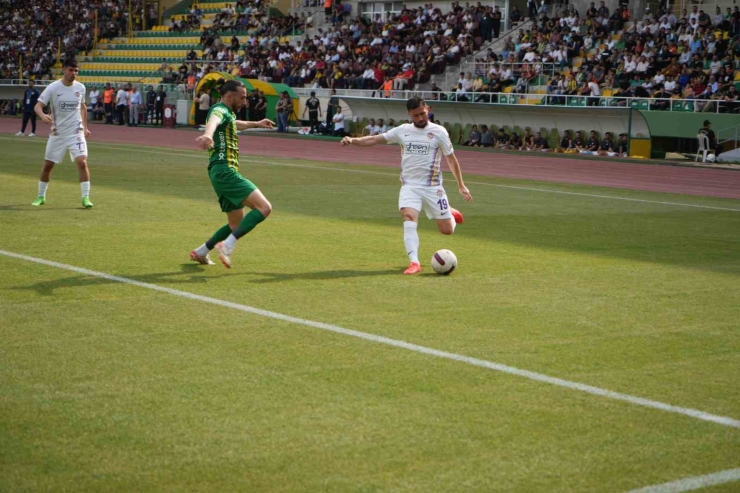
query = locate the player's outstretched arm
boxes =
[444,153,473,202]
[340,134,386,147]
[195,114,221,149]
[235,119,274,130]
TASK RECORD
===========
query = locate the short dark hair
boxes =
[63,58,79,68]
[406,97,426,111]
[219,79,244,95]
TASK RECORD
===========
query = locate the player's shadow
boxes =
[0,204,83,211]
[14,264,218,296]
[246,268,400,283]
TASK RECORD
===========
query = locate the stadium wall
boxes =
[335,96,652,157]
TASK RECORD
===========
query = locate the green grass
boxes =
[1,139,739,492]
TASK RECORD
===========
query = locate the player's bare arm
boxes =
[340,134,387,147]
[81,102,91,138]
[35,101,52,124]
[444,153,473,201]
[195,114,221,149]
[235,119,274,131]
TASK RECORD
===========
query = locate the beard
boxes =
[412,118,428,128]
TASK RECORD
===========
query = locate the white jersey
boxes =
[38,79,86,137]
[382,122,454,187]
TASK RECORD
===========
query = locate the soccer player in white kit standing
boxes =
[31,58,93,209]
[341,97,472,274]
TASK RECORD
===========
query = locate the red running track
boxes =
[4,118,740,199]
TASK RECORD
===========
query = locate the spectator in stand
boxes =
[115,84,128,126]
[331,104,345,136]
[582,131,600,154]
[128,86,142,127]
[520,129,535,150]
[508,132,522,150]
[103,84,115,124]
[479,125,494,148]
[533,131,549,152]
[597,132,617,156]
[363,118,379,136]
[555,130,573,153]
[495,128,509,148]
[463,124,481,146]
[155,85,167,126]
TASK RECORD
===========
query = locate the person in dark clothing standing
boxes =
[16,80,40,137]
[145,85,156,124]
[326,89,338,133]
[492,6,502,38]
[303,91,322,134]
[155,85,167,125]
[246,90,258,120]
[481,8,493,42]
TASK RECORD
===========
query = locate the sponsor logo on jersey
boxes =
[59,101,79,112]
[404,141,430,155]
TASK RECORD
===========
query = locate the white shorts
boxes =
[45,134,88,164]
[399,185,453,220]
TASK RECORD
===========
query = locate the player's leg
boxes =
[18,111,30,135]
[33,137,66,205]
[420,187,459,235]
[216,188,272,267]
[70,136,92,208]
[399,186,423,274]
[29,112,36,136]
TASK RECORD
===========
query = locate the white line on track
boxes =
[4,136,740,212]
[2,248,739,430]
[625,468,740,493]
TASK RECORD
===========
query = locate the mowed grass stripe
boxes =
[2,247,739,430]
[2,136,738,212]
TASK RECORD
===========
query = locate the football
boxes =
[431,249,457,275]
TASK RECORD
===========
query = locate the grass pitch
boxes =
[1,137,739,492]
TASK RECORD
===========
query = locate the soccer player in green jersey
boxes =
[190,80,275,268]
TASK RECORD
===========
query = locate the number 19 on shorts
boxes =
[437,198,448,211]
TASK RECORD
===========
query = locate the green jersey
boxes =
[207,102,240,170]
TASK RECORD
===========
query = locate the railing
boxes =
[290,87,734,113]
[442,61,558,92]
[717,123,740,147]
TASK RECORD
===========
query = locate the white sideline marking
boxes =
[4,136,740,212]
[625,468,740,493]
[2,248,739,430]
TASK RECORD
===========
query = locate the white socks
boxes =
[80,181,90,198]
[223,234,238,250]
[38,181,48,198]
[403,221,420,264]
[195,243,210,257]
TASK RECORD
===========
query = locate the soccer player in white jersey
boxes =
[32,58,93,208]
[341,97,472,274]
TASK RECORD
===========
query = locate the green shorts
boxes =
[208,164,258,213]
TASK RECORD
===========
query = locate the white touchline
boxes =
[624,467,740,493]
[1,248,739,430]
[4,137,740,212]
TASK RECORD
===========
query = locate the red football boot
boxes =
[450,207,464,224]
[403,262,422,275]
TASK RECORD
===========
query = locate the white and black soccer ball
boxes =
[431,249,457,275]
[705,153,716,163]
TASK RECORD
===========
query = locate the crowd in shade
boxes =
[460,2,740,111]
[0,0,145,80]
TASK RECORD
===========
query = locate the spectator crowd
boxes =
[0,0,144,81]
